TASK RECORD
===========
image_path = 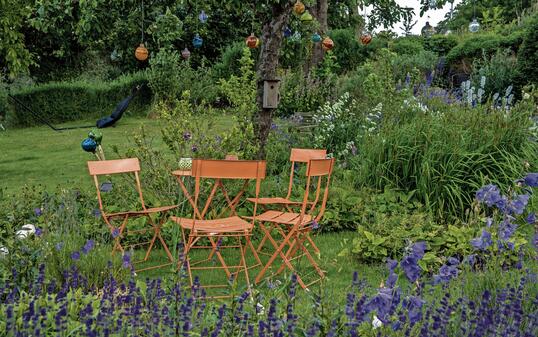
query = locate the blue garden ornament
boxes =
[192,34,203,48]
[283,27,293,38]
[198,10,208,23]
[311,32,322,43]
[81,138,97,153]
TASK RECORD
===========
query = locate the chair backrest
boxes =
[286,148,327,199]
[295,158,335,230]
[87,158,147,213]
[191,159,266,229]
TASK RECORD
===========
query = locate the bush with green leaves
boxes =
[355,96,538,221]
[470,49,518,100]
[391,49,438,83]
[390,36,424,56]
[516,13,538,89]
[147,49,182,103]
[423,34,459,56]
[6,72,150,127]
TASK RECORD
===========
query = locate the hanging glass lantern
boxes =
[283,27,293,38]
[192,34,203,48]
[322,37,334,51]
[360,31,372,45]
[181,48,191,60]
[300,11,313,23]
[311,33,322,43]
[245,34,259,49]
[294,1,306,15]
[81,138,97,153]
[469,18,480,33]
[110,49,121,62]
[428,0,437,8]
[290,31,302,43]
[135,43,149,61]
[199,10,208,24]
[421,22,436,38]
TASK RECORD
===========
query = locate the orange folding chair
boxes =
[248,148,327,254]
[170,159,265,298]
[254,158,334,289]
[87,158,178,272]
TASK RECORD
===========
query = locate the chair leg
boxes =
[305,232,320,254]
[208,236,232,279]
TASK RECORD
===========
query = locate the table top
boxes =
[172,169,192,177]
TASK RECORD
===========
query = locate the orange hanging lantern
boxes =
[135,43,148,61]
[294,1,306,15]
[360,32,372,45]
[322,37,334,51]
[245,34,259,49]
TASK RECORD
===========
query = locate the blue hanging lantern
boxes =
[81,138,97,153]
[311,32,322,43]
[192,34,203,48]
[283,27,293,38]
[198,10,208,24]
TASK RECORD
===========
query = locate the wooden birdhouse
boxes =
[263,79,280,109]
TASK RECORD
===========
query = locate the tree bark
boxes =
[255,2,292,159]
[309,0,329,68]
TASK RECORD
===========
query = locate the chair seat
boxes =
[246,197,313,205]
[105,205,178,219]
[170,216,253,233]
[249,210,313,225]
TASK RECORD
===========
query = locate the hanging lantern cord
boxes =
[141,0,145,43]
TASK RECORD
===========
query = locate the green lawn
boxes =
[0,116,233,195]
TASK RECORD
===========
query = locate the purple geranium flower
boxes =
[498,218,517,241]
[476,184,503,207]
[35,228,43,237]
[470,229,492,251]
[523,173,538,187]
[526,212,536,224]
[112,228,120,238]
[508,194,529,215]
[34,208,42,217]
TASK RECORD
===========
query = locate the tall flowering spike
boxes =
[508,194,529,215]
[476,184,503,207]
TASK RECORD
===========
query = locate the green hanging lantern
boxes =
[88,129,103,145]
[300,11,313,23]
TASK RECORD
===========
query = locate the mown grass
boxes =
[0,116,234,195]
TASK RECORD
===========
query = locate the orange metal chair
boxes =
[87,158,178,272]
[170,159,266,298]
[248,148,327,254]
[254,158,334,289]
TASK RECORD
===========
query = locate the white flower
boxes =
[372,315,383,329]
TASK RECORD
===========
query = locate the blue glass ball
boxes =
[283,27,293,38]
[192,34,203,48]
[81,138,97,153]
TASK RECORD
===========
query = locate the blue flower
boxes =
[523,173,538,187]
[498,218,517,241]
[82,240,95,255]
[311,220,319,230]
[400,255,421,283]
[470,229,492,251]
[71,251,81,261]
[526,212,536,224]
[112,228,120,238]
[55,242,64,251]
[122,253,131,268]
[35,228,43,237]
[433,264,459,284]
[34,208,42,217]
[476,184,502,207]
[508,194,529,215]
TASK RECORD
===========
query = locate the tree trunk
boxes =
[255,2,292,159]
[305,0,329,67]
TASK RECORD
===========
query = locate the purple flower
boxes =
[508,194,529,215]
[470,229,492,251]
[433,264,459,284]
[312,220,319,230]
[71,251,81,261]
[82,240,95,255]
[122,253,131,268]
[447,257,459,266]
[498,218,517,241]
[34,208,42,217]
[92,208,101,218]
[55,242,64,251]
[411,242,426,258]
[406,296,425,324]
[35,228,43,237]
[486,217,493,227]
[523,173,538,187]
[191,145,198,153]
[183,132,192,141]
[526,212,536,224]
[112,228,120,238]
[476,184,503,207]
[400,256,421,283]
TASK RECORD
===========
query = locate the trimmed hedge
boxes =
[6,72,151,127]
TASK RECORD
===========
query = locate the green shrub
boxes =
[355,100,538,220]
[6,72,150,127]
[424,35,458,56]
[212,41,247,80]
[390,36,425,55]
[329,28,364,73]
[471,49,518,99]
[147,49,182,103]
[392,50,438,82]
[516,13,538,88]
